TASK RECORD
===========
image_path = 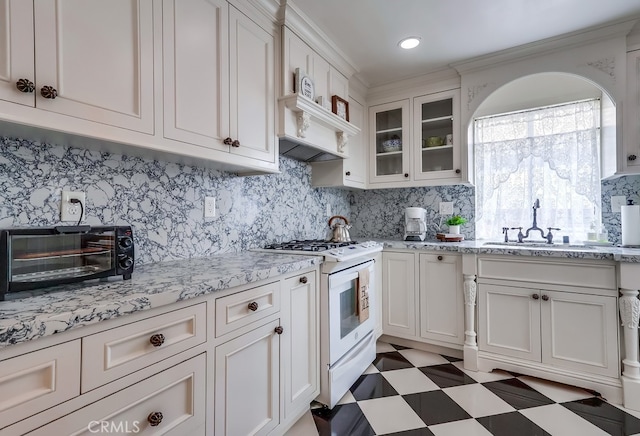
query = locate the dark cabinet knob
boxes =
[541,295,549,301]
[223,137,233,145]
[248,301,258,311]
[299,276,308,284]
[231,140,240,147]
[16,79,35,93]
[532,294,540,300]
[149,333,165,347]
[40,85,57,99]
[455,169,461,174]
[629,155,637,161]
[147,412,164,426]
[437,255,443,261]
[404,173,409,178]
[345,171,351,176]
[274,326,283,335]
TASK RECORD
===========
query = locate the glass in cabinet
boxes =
[413,90,460,180]
[369,99,410,182]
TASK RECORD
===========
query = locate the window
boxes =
[474,99,601,242]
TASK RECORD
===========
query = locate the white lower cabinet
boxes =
[28,353,206,436]
[215,318,281,436]
[479,283,619,378]
[381,251,418,338]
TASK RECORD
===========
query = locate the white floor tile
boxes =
[398,348,450,367]
[363,363,379,374]
[518,376,594,403]
[443,384,515,418]
[337,390,356,405]
[382,367,441,395]
[429,418,493,436]
[358,396,426,434]
[521,404,608,436]
[283,410,318,436]
[452,361,514,383]
[376,341,396,353]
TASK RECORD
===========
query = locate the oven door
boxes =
[327,260,375,365]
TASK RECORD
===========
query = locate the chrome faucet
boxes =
[515,199,560,244]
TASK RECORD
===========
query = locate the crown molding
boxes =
[280,0,359,79]
[452,18,638,75]
[366,67,461,104]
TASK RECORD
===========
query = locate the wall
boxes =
[0,136,350,265]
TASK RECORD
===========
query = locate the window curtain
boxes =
[474,99,601,242]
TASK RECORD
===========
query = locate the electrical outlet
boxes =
[611,195,626,213]
[60,190,86,222]
[326,203,332,217]
[439,202,454,215]
[204,197,216,218]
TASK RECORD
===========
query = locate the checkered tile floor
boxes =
[311,341,640,436]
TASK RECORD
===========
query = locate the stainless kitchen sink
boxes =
[482,241,597,250]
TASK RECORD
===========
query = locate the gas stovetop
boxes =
[261,239,383,262]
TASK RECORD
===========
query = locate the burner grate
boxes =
[263,239,358,252]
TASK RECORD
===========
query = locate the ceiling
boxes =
[291,0,640,88]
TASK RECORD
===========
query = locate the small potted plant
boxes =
[446,215,467,235]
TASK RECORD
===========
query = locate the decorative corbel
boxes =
[297,111,311,138]
[337,131,348,153]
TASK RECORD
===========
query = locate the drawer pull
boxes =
[231,139,241,147]
[532,294,540,300]
[149,333,165,347]
[274,326,284,335]
[223,137,233,145]
[300,276,308,284]
[16,78,35,93]
[541,295,549,301]
[147,411,164,426]
[437,255,443,261]
[40,85,58,99]
[248,301,259,311]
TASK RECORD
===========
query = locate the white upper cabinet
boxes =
[369,99,411,184]
[162,0,229,152]
[0,0,34,106]
[34,0,154,133]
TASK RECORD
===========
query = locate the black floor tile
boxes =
[312,403,375,436]
[441,355,463,362]
[477,411,552,436]
[482,378,555,410]
[403,390,472,426]
[562,397,640,436]
[373,351,414,371]
[391,343,412,350]
[384,427,435,436]
[350,373,399,401]
[419,363,477,388]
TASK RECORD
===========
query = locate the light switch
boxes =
[439,202,454,215]
[611,196,626,213]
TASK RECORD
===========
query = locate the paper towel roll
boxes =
[621,205,640,246]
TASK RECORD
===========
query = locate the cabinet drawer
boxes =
[477,257,616,290]
[28,353,206,436]
[215,281,281,337]
[0,340,80,430]
[81,303,206,392]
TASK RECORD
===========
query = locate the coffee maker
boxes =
[404,207,427,241]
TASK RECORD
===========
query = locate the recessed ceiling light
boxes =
[399,37,421,50]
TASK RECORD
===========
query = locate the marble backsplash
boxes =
[601,175,640,245]
[0,137,350,265]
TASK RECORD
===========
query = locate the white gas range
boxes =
[261,239,383,408]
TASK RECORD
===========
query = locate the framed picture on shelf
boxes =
[331,95,349,122]
[294,68,315,100]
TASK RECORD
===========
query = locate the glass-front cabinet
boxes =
[369,99,410,183]
[413,89,460,181]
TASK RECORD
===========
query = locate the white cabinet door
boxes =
[282,271,318,421]
[478,284,541,362]
[369,99,411,184]
[541,290,618,378]
[345,97,366,184]
[625,49,640,171]
[228,5,275,163]
[419,253,464,346]
[381,251,417,338]
[282,27,314,95]
[162,0,229,152]
[0,0,34,106]
[34,0,154,133]
[215,319,280,436]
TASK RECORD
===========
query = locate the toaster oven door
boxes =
[8,230,115,285]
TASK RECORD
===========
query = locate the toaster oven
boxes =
[0,225,134,300]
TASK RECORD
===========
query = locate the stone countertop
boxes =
[376,239,640,262]
[0,251,321,349]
